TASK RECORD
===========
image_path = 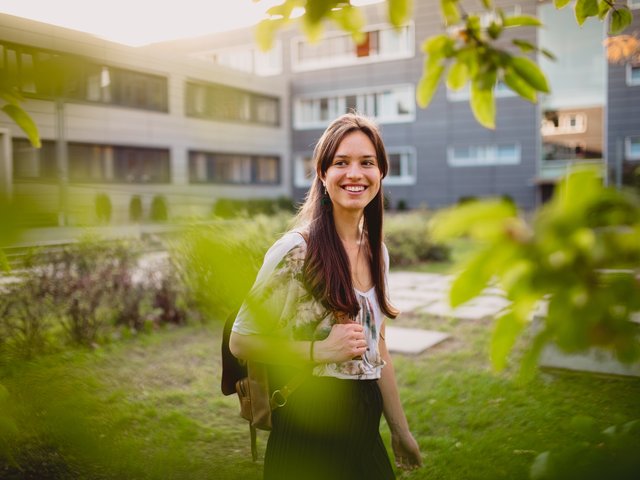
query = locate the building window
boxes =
[629,0,640,9]
[12,139,57,180]
[0,41,169,111]
[69,143,170,183]
[294,85,414,129]
[541,112,588,135]
[447,81,516,101]
[192,42,282,76]
[627,62,640,86]
[186,82,280,126]
[448,144,521,167]
[627,136,640,160]
[385,148,417,185]
[294,155,315,187]
[292,23,413,71]
[189,151,280,185]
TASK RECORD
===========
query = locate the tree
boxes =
[254,0,635,128]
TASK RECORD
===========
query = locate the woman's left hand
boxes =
[391,430,422,470]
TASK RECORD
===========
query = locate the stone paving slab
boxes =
[385,326,450,355]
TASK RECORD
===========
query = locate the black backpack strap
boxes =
[221,309,247,396]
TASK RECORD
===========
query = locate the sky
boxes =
[0,0,381,47]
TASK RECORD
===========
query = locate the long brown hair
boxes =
[294,113,399,320]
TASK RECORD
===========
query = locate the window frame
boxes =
[626,62,640,86]
[291,22,414,72]
[293,84,415,130]
[447,143,521,167]
[626,136,640,160]
[385,147,417,186]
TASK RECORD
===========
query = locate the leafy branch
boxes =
[254,0,635,129]
[431,167,640,379]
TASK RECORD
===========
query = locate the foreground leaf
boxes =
[575,0,599,25]
[470,82,495,129]
[2,104,40,148]
[389,0,413,27]
[510,56,550,93]
[609,7,633,35]
[417,59,445,108]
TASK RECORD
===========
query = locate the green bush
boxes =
[172,214,292,321]
[0,239,192,356]
[150,195,168,222]
[95,193,112,224]
[384,212,450,267]
[212,196,295,219]
[129,196,143,222]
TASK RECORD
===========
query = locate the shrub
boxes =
[129,196,143,222]
[212,197,295,218]
[384,212,450,267]
[0,239,193,354]
[95,193,112,224]
[150,196,168,222]
[172,214,291,321]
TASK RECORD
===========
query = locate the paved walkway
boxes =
[384,271,510,355]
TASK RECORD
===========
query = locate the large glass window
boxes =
[12,139,56,180]
[69,143,170,183]
[294,85,414,129]
[292,24,413,71]
[627,136,640,160]
[0,41,168,111]
[193,42,282,76]
[189,151,280,185]
[385,149,417,185]
[448,144,521,167]
[627,62,640,86]
[186,82,280,126]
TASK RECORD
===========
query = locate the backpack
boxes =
[221,310,307,461]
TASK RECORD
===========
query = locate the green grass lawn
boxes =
[1,311,639,479]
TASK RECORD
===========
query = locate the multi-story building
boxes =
[0,12,290,224]
[2,1,638,223]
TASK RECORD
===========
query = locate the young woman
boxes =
[230,113,422,479]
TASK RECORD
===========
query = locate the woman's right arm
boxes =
[230,323,368,366]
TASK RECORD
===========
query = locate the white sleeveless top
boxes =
[232,231,390,380]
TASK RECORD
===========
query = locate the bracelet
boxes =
[309,340,316,363]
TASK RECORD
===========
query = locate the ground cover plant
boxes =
[1,305,639,479]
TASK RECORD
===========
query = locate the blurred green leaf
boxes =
[503,15,542,27]
[255,18,285,51]
[510,56,550,93]
[431,199,517,242]
[470,81,495,129]
[491,311,527,371]
[421,34,453,56]
[597,0,612,20]
[575,0,599,26]
[417,58,445,108]
[554,0,572,8]
[512,38,536,53]
[2,104,41,148]
[609,7,633,35]
[331,5,366,43]
[441,0,461,25]
[540,48,557,61]
[503,68,538,103]
[389,0,413,27]
[449,249,493,308]
[446,61,469,90]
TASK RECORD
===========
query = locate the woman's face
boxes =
[322,130,382,215]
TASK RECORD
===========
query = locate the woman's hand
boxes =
[391,430,422,471]
[314,322,366,363]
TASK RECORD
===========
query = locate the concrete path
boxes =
[384,271,510,355]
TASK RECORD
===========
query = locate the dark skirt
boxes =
[264,376,395,480]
